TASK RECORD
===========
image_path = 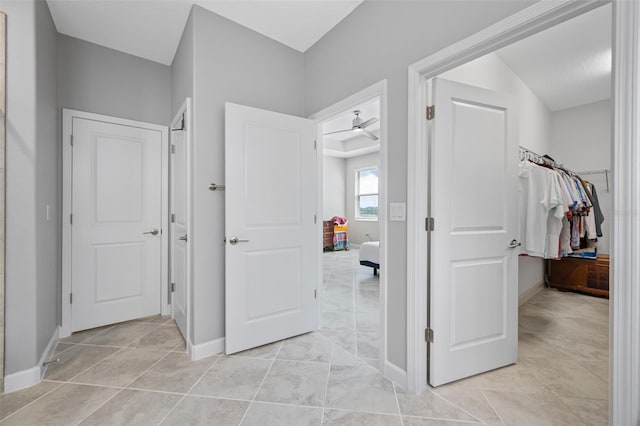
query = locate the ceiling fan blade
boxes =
[359,117,378,129]
[362,129,379,141]
[323,128,353,136]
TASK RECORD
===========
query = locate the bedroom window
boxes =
[356,167,378,220]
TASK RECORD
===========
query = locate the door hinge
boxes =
[425,217,434,232]
[70,214,73,225]
[314,214,317,224]
[70,134,74,146]
[314,140,317,150]
[171,282,176,292]
[69,293,73,304]
[426,105,435,120]
[425,327,434,342]
[170,144,176,154]
[171,213,176,223]
[314,289,317,299]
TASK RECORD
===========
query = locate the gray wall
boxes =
[322,155,346,220]
[2,0,58,375]
[189,6,305,345]
[551,100,611,253]
[57,34,171,126]
[305,0,534,369]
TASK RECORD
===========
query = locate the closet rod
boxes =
[577,169,610,193]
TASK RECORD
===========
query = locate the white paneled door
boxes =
[170,106,190,341]
[429,78,519,386]
[225,103,317,354]
[71,117,163,332]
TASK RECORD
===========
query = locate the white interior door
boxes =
[225,103,317,354]
[170,106,190,341]
[429,78,519,386]
[72,117,163,332]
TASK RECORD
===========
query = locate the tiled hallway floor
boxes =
[0,285,608,424]
[320,249,381,369]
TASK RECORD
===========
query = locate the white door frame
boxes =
[170,98,192,344]
[309,80,399,384]
[61,109,170,338]
[407,0,640,423]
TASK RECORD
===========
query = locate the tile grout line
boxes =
[154,353,224,426]
[392,383,405,426]
[320,343,336,424]
[480,390,506,426]
[66,348,177,425]
[429,388,487,424]
[237,340,285,425]
[0,381,65,423]
[61,346,127,383]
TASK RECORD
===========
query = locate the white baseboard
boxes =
[5,326,60,393]
[188,337,225,361]
[519,281,545,306]
[383,360,408,389]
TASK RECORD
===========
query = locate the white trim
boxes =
[518,282,545,307]
[611,1,640,424]
[188,337,225,361]
[406,0,607,394]
[4,367,42,394]
[169,98,192,345]
[61,109,169,337]
[384,360,408,389]
[4,326,60,393]
[309,80,390,378]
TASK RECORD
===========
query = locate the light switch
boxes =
[389,202,406,221]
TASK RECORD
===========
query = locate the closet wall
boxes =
[551,100,611,254]
[440,52,552,296]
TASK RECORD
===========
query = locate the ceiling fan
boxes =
[323,110,379,141]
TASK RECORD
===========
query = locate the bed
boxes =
[359,241,380,275]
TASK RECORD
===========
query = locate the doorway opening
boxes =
[310,81,391,377]
[408,0,624,412]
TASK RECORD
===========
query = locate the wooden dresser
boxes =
[323,221,334,251]
[549,255,609,298]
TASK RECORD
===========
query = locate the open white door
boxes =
[225,103,317,354]
[71,117,163,332]
[170,101,190,341]
[428,78,519,386]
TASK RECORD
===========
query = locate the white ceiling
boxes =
[322,97,380,158]
[495,3,611,112]
[46,0,363,66]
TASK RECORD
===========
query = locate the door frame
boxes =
[61,109,169,338]
[407,0,640,423]
[309,80,396,382]
[169,98,192,344]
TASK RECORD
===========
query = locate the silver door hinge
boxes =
[314,214,317,224]
[425,327,434,342]
[170,144,176,154]
[70,134,74,146]
[426,105,435,120]
[69,293,73,304]
[70,214,73,225]
[425,217,434,232]
[314,289,317,299]
[314,140,317,150]
[171,282,176,292]
[171,213,176,223]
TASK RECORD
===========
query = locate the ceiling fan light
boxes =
[353,127,363,132]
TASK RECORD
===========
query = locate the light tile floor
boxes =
[0,265,608,425]
[321,249,381,369]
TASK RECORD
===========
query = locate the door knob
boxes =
[508,239,522,248]
[143,229,160,236]
[229,237,249,245]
